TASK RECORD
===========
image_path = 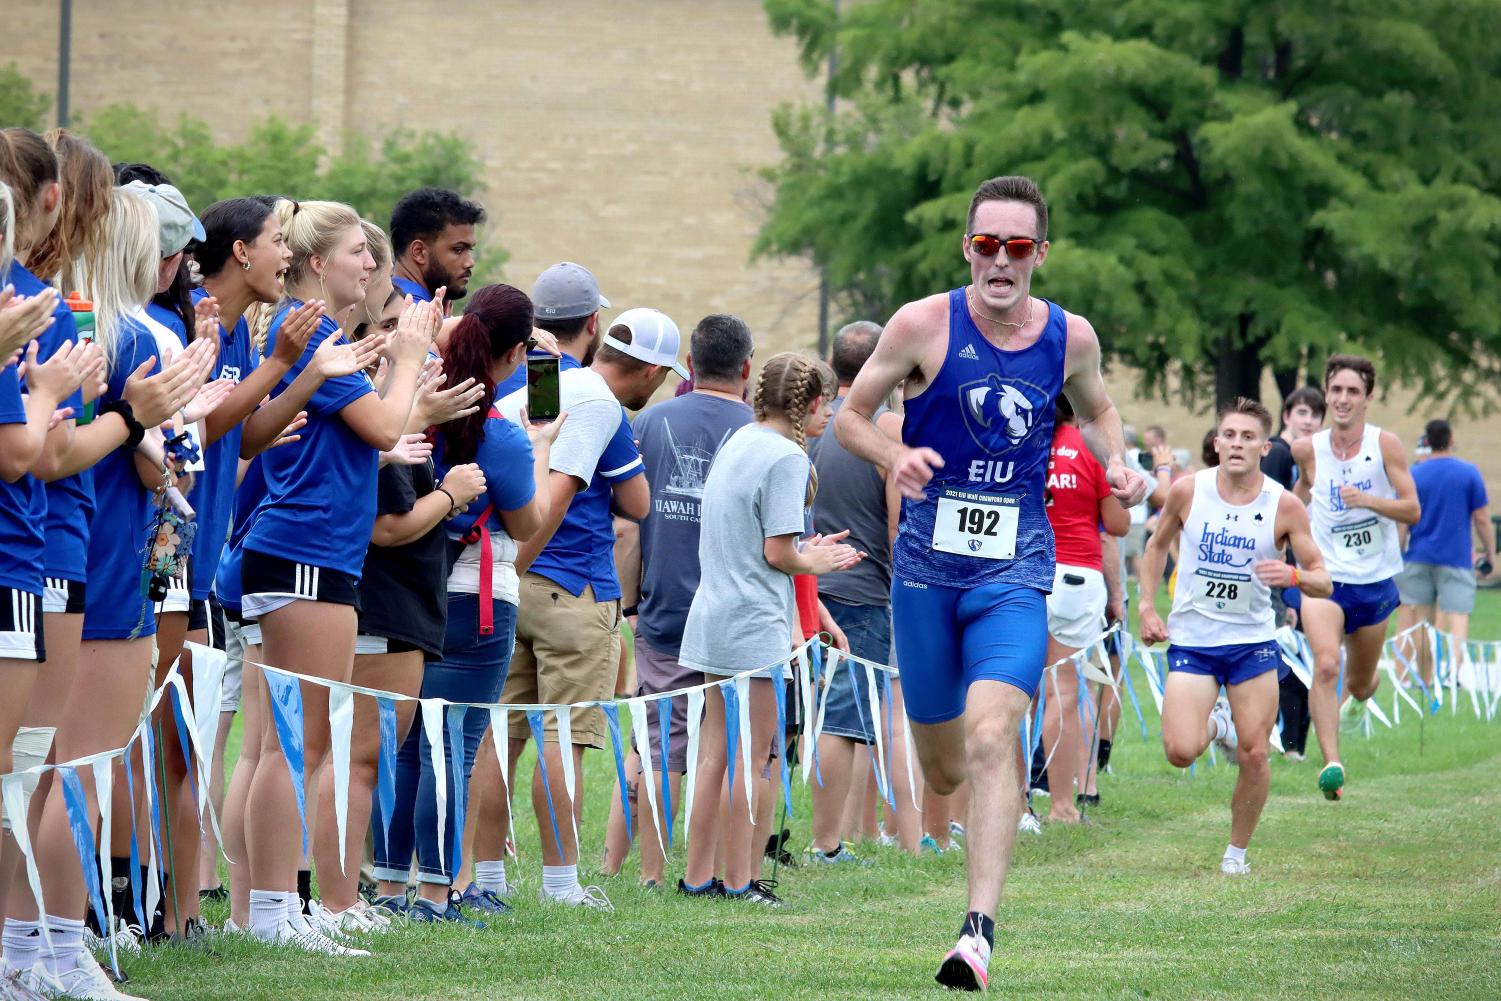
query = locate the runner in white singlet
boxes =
[1291,355,1419,800]
[1139,400,1330,873]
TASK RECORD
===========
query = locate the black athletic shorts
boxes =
[42,576,86,615]
[0,587,46,662]
[240,550,361,617]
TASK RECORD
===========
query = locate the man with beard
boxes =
[389,187,485,304]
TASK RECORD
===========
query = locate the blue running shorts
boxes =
[891,577,1047,724]
[1331,578,1400,634]
[1167,640,1284,688]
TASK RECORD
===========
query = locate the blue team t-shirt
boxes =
[82,317,161,639]
[1405,456,1489,569]
[214,456,269,614]
[145,302,188,346]
[468,412,537,529]
[242,303,377,578]
[0,363,43,595]
[391,276,432,303]
[187,288,261,599]
[6,261,91,582]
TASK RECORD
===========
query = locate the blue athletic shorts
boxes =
[891,577,1047,725]
[1167,640,1284,688]
[1331,578,1400,634]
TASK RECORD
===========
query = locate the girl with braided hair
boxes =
[678,352,863,905]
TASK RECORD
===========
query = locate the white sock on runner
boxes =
[38,916,84,976]
[475,859,508,896]
[1,918,42,972]
[541,864,579,899]
[1223,843,1247,865]
[249,890,288,940]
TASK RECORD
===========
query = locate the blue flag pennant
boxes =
[120,754,147,930]
[168,682,200,807]
[446,705,469,872]
[601,703,632,844]
[262,669,308,853]
[374,697,397,853]
[722,680,741,800]
[773,673,792,815]
[655,697,674,849]
[58,768,110,946]
[525,710,563,852]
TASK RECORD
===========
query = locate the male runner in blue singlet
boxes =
[834,176,1148,992]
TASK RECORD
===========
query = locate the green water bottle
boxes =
[65,291,96,424]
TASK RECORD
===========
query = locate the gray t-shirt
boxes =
[633,392,754,654]
[679,425,810,676]
[809,396,891,606]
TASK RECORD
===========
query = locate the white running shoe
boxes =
[935,932,992,992]
[539,884,614,912]
[308,900,371,938]
[260,921,371,957]
[1017,811,1043,835]
[349,900,393,932]
[1209,698,1239,765]
[82,917,143,956]
[49,951,149,1001]
[1221,857,1251,875]
[877,831,898,848]
[4,963,60,1001]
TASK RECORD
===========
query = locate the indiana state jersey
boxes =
[1168,469,1283,647]
[895,289,1065,591]
[1309,425,1403,584]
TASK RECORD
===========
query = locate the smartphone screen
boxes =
[526,356,561,423]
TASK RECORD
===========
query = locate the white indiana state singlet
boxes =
[1308,425,1403,584]
[1168,468,1284,647]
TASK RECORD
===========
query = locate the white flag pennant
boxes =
[328,686,354,875]
[488,709,516,853]
[419,699,447,871]
[554,707,581,855]
[2,776,48,939]
[682,687,704,847]
[796,646,816,783]
[864,660,891,805]
[628,699,664,858]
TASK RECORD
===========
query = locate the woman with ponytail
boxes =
[237,199,435,954]
[368,283,560,923]
[677,351,863,906]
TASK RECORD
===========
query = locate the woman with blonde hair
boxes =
[236,199,435,953]
[3,186,214,1000]
[677,351,863,905]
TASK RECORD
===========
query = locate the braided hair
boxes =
[753,351,824,506]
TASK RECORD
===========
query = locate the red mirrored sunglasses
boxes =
[968,234,1040,260]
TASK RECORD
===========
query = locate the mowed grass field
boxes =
[127,591,1501,1000]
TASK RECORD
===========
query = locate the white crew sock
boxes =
[284,894,311,933]
[38,916,85,976]
[1223,843,1247,864]
[249,889,289,940]
[1,918,42,972]
[475,860,509,896]
[541,864,579,900]
[1208,713,1228,743]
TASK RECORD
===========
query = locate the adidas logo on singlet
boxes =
[958,344,979,360]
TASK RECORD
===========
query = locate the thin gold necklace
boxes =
[967,287,1034,330]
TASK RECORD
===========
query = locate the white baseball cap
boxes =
[604,308,688,379]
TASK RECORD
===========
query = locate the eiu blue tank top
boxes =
[894,289,1066,591]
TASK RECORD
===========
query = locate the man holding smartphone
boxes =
[488,263,684,911]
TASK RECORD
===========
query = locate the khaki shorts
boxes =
[503,572,620,748]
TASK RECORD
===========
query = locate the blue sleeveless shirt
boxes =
[894,289,1066,591]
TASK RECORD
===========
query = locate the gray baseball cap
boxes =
[532,262,611,321]
[121,180,206,258]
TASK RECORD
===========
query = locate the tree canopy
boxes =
[757,1,1501,410]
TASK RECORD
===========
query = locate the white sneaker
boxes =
[82,917,143,956]
[3,963,58,1001]
[539,884,614,912]
[274,923,371,958]
[1283,750,1306,762]
[308,900,370,938]
[935,931,992,992]
[877,831,898,848]
[1017,810,1043,835]
[1221,857,1251,875]
[219,917,248,936]
[349,900,392,932]
[1210,698,1239,764]
[948,820,966,842]
[49,951,149,1001]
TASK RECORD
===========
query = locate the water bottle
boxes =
[65,292,96,423]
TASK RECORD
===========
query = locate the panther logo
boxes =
[958,375,1047,456]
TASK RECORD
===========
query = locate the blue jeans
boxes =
[819,598,891,743]
[372,593,516,886]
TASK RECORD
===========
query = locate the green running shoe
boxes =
[1318,762,1345,800]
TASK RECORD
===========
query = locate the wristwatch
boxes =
[99,400,146,449]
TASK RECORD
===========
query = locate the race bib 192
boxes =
[932,489,1019,560]
[1191,568,1253,615]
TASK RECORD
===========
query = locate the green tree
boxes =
[0,62,50,130]
[757,0,1501,411]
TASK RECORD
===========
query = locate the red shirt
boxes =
[1045,423,1111,571]
[794,573,820,641]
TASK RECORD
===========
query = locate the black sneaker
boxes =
[677,878,725,899]
[1076,793,1100,808]
[764,828,796,867]
[726,879,783,907]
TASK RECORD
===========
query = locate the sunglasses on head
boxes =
[968,233,1040,260]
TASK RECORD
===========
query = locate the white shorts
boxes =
[1046,564,1107,649]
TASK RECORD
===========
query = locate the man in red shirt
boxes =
[1038,397,1130,823]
